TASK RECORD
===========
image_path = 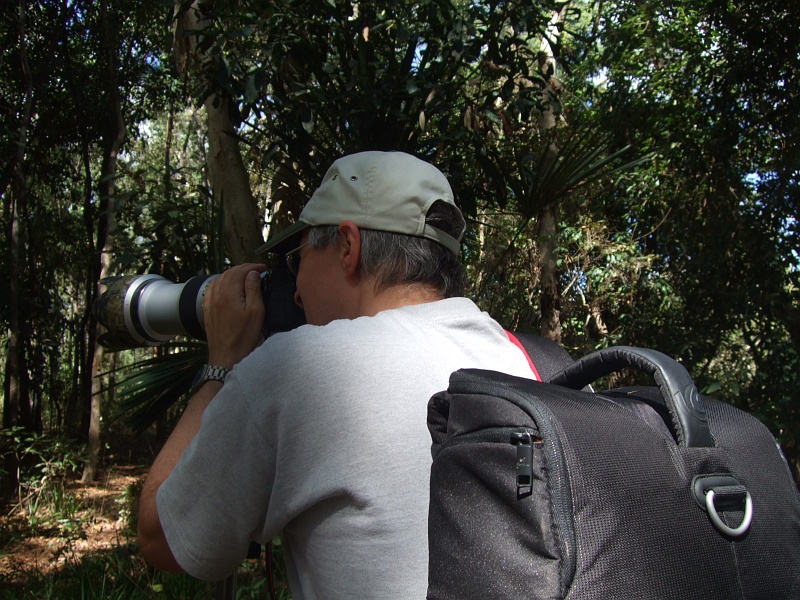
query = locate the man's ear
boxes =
[338,221,362,277]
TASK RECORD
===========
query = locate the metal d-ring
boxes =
[705,489,753,537]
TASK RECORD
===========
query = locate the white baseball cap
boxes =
[257,151,465,255]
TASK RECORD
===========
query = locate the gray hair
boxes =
[307,202,466,298]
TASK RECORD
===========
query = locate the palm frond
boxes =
[103,342,207,434]
[518,123,653,217]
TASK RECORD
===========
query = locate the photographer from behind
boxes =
[137,151,536,598]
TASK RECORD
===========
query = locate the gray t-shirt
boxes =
[158,297,536,598]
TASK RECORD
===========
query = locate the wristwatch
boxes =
[190,364,230,395]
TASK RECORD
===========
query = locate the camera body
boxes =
[93,259,306,350]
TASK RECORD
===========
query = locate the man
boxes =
[138,151,537,598]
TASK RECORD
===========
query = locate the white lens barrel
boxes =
[122,274,219,345]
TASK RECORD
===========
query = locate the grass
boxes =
[0,432,292,599]
[1,551,280,599]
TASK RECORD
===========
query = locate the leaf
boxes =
[302,107,314,133]
[106,343,207,433]
[483,109,502,125]
[425,89,437,105]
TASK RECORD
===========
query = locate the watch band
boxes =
[190,364,230,395]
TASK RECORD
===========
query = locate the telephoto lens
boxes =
[93,274,216,350]
[93,257,306,351]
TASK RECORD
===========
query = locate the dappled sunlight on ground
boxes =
[0,464,148,583]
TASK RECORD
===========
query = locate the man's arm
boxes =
[137,263,266,571]
[137,380,222,571]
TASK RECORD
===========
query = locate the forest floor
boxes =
[0,462,147,583]
[0,434,285,599]
[0,433,165,597]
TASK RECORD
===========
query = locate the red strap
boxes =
[506,331,542,381]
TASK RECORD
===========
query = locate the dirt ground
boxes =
[0,440,154,583]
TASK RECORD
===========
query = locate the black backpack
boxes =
[427,345,800,599]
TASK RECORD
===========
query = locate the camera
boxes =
[93,257,306,350]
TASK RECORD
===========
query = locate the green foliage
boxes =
[115,107,221,279]
[1,0,181,438]
[467,212,541,332]
[0,428,83,485]
[0,548,216,600]
[102,343,208,434]
[0,428,85,536]
[558,0,800,476]
[0,469,292,599]
[116,479,143,535]
[3,0,798,498]
[0,551,269,600]
[175,0,577,218]
[0,538,291,599]
[557,215,669,348]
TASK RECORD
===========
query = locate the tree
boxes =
[82,0,130,484]
[102,0,637,419]
[1,0,177,491]
[568,0,800,476]
[3,0,36,437]
[173,0,265,265]
[102,0,652,433]
[2,0,797,493]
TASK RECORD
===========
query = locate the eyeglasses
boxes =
[285,242,309,277]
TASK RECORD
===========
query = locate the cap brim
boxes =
[255,221,311,254]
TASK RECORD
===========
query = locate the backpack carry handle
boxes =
[548,346,714,448]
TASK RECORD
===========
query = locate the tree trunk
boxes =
[77,154,94,441]
[82,0,126,483]
[174,0,262,265]
[205,94,264,264]
[534,5,569,342]
[2,0,35,497]
[3,0,35,431]
[3,200,31,433]
[538,203,561,343]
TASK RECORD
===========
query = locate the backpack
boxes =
[427,345,800,599]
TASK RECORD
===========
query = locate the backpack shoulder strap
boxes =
[506,331,575,383]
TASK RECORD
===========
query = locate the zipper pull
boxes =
[510,431,539,498]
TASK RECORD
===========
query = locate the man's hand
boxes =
[203,263,267,370]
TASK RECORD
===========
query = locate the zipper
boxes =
[441,426,543,497]
[510,430,543,497]
[447,375,577,595]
